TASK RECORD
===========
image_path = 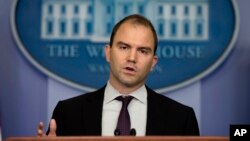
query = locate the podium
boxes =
[6,136,229,141]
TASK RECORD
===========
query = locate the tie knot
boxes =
[115,96,133,108]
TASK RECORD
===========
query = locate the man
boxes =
[37,14,199,136]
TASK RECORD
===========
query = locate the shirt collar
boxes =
[104,81,147,104]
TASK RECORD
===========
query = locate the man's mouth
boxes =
[123,66,137,75]
[125,67,135,71]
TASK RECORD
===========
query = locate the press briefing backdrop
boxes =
[0,0,250,139]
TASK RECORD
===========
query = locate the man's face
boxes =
[105,22,158,89]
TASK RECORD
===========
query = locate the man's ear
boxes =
[105,44,111,63]
[151,55,158,71]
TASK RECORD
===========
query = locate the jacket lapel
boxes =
[145,87,166,135]
[82,86,105,135]
[146,87,157,135]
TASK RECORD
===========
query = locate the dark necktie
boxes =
[115,96,134,135]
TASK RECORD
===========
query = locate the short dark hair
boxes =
[109,14,158,55]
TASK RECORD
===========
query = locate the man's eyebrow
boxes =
[116,41,153,52]
[139,46,151,50]
[139,47,153,54]
[116,41,130,47]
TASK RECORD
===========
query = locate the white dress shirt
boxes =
[101,82,147,136]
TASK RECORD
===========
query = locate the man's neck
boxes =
[108,81,144,94]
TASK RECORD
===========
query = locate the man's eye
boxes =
[139,49,149,54]
[119,46,128,50]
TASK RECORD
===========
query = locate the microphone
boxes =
[130,128,136,136]
[114,128,120,136]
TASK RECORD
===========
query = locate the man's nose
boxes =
[128,49,137,63]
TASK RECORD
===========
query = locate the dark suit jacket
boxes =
[48,86,199,136]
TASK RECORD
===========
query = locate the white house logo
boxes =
[11,0,239,92]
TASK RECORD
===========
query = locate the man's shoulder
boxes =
[59,86,106,105]
[146,87,199,135]
[146,87,193,111]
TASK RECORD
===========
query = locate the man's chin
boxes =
[120,79,143,88]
